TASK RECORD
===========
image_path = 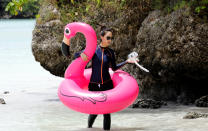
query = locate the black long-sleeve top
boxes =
[61,42,127,84]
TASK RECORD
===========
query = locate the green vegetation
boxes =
[193,0,208,14]
[5,0,207,19]
[5,0,27,15]
[57,0,103,24]
[58,0,208,17]
[152,0,208,15]
[56,0,136,24]
[173,0,187,11]
[5,0,40,17]
[55,0,207,26]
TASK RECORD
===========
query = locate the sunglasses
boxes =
[106,36,113,40]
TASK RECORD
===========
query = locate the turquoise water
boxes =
[0,19,62,91]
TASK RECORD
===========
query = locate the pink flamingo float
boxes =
[58,22,139,114]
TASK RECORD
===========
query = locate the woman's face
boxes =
[100,31,113,47]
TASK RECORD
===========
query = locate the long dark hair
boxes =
[100,26,113,37]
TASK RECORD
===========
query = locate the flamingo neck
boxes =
[64,22,97,79]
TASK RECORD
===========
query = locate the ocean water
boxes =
[0,19,64,131]
[0,19,62,91]
[0,19,208,131]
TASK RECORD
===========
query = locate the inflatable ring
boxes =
[58,22,139,114]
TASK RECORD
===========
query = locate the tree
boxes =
[5,0,39,16]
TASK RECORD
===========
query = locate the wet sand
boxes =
[1,84,208,131]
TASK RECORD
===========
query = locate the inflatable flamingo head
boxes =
[64,24,76,39]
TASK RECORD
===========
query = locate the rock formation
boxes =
[131,8,208,103]
[0,98,6,104]
[32,0,208,103]
[195,95,208,107]
[183,112,208,119]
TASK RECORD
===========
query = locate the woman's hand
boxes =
[63,35,70,46]
[81,53,88,61]
[126,58,139,64]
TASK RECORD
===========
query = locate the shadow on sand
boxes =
[73,127,145,131]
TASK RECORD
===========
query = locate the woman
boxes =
[61,26,137,130]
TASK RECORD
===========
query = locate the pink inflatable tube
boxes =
[58,22,139,114]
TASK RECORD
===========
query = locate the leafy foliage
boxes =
[5,0,207,19]
[5,0,39,17]
[5,0,26,15]
[151,0,208,17]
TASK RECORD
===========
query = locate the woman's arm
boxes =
[74,50,89,61]
[110,50,128,71]
[74,50,83,58]
[61,35,88,61]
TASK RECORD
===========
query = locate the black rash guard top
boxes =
[61,42,127,84]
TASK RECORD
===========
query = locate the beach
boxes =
[1,89,208,131]
[0,19,208,131]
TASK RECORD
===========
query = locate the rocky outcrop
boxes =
[195,95,208,107]
[183,112,208,119]
[130,99,167,109]
[32,1,67,77]
[32,0,208,103]
[3,91,9,94]
[0,98,6,104]
[130,8,208,103]
[32,0,151,77]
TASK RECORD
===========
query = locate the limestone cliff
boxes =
[32,0,208,103]
[132,8,208,103]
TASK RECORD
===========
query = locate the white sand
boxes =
[1,84,208,131]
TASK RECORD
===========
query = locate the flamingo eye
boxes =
[65,28,71,35]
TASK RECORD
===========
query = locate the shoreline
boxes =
[1,87,208,131]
